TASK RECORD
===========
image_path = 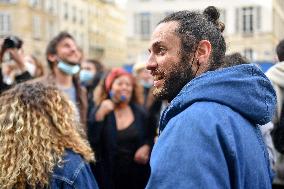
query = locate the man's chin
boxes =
[152,87,167,100]
[63,58,80,65]
[67,60,80,65]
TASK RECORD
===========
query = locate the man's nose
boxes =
[70,44,78,52]
[146,54,157,71]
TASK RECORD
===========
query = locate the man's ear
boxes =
[47,54,57,63]
[195,40,212,66]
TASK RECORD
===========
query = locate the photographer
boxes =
[0,36,33,93]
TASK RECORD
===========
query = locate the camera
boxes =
[2,36,23,49]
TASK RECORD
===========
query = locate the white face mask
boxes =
[3,74,14,85]
[57,60,80,75]
[25,62,36,76]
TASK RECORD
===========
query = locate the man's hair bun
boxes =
[203,6,220,22]
[203,6,225,32]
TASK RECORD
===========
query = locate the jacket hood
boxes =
[266,61,284,87]
[160,64,276,131]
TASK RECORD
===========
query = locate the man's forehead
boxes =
[150,21,179,45]
[56,37,79,52]
[59,37,76,45]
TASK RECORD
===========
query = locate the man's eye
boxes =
[158,47,166,55]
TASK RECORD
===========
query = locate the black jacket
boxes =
[87,103,154,189]
[0,67,32,94]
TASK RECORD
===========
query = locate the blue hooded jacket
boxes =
[146,64,276,189]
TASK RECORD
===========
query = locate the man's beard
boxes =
[153,55,196,102]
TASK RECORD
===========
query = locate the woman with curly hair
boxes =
[87,67,155,189]
[0,82,98,189]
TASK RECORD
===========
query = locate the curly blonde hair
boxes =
[0,82,94,189]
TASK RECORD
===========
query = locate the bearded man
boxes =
[145,6,276,189]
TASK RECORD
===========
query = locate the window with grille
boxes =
[0,13,11,36]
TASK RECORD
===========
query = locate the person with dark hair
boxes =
[223,52,249,68]
[276,39,284,62]
[266,39,284,188]
[80,59,105,113]
[44,31,88,130]
[145,6,276,188]
[133,60,166,143]
[0,37,33,93]
[88,67,153,189]
[267,39,284,123]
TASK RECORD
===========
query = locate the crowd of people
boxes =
[1,5,284,189]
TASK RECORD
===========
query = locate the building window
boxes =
[46,21,55,40]
[32,16,41,39]
[0,0,18,3]
[80,9,84,25]
[64,2,68,20]
[29,0,40,8]
[150,12,165,34]
[0,13,11,36]
[79,33,84,48]
[256,6,261,30]
[72,6,76,23]
[141,13,150,39]
[46,0,56,14]
[135,12,151,39]
[236,6,261,35]
[243,48,254,61]
[242,7,254,33]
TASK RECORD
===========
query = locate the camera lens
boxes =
[3,38,15,49]
[2,36,23,49]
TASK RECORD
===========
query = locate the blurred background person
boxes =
[266,39,284,189]
[88,67,153,189]
[0,36,32,93]
[133,61,153,107]
[45,31,88,129]
[24,54,46,78]
[133,60,165,142]
[222,52,249,67]
[0,82,98,189]
[80,58,105,113]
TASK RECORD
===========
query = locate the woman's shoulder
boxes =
[50,149,98,188]
[63,149,85,166]
[52,149,88,183]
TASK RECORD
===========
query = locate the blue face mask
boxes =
[109,91,127,104]
[80,70,95,82]
[57,60,80,75]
